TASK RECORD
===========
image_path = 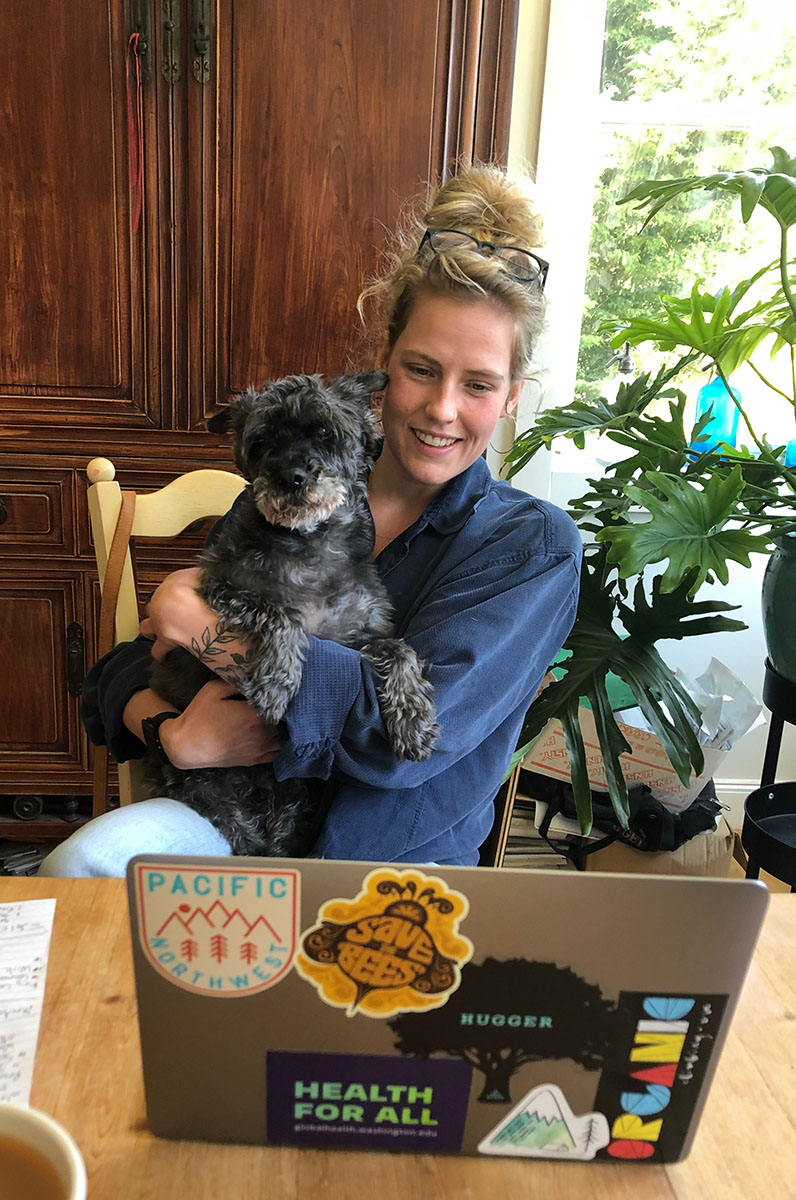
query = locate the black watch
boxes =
[141,711,179,765]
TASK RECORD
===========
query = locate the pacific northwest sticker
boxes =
[294,867,473,1017]
[133,861,299,996]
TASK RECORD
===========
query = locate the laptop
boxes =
[126,854,768,1163]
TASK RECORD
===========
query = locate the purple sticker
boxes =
[266,1050,472,1151]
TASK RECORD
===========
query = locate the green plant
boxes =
[506,146,796,834]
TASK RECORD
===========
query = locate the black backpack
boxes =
[526,770,723,861]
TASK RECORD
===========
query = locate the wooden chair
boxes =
[478,763,522,868]
[86,457,246,814]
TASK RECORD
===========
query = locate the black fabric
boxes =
[526,770,722,857]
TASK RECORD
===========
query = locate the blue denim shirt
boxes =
[275,456,581,864]
[82,456,581,866]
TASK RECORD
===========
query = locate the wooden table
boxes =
[4,878,794,1199]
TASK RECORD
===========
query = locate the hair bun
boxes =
[425,164,544,248]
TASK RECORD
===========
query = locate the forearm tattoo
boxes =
[191,622,258,689]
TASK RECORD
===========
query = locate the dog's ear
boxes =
[206,388,259,436]
[352,369,388,397]
[206,406,232,434]
[328,370,388,406]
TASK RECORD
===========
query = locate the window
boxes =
[522,0,796,506]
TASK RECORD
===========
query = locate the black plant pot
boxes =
[762,533,796,684]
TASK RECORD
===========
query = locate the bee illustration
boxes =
[302,879,460,1010]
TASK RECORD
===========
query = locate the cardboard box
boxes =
[583,816,735,877]
[523,705,726,813]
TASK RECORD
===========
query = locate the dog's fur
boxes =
[145,371,439,856]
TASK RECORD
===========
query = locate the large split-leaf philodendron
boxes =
[507,147,796,834]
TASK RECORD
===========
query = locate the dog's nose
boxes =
[279,466,308,491]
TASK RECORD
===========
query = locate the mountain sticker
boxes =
[478,1083,609,1160]
[132,861,300,997]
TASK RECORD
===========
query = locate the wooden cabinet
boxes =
[0,0,519,837]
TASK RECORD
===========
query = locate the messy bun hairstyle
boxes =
[356,163,546,381]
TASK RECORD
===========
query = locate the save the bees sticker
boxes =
[295,867,473,1018]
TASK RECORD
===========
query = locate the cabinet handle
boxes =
[0,498,6,525]
[66,622,86,698]
[192,0,211,83]
[161,0,181,84]
[129,0,151,78]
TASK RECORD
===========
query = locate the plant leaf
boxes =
[596,471,772,590]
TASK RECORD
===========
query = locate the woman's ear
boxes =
[503,381,522,416]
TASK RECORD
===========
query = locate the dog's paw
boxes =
[388,711,441,762]
[363,639,440,762]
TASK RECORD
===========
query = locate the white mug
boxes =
[0,1101,87,1200]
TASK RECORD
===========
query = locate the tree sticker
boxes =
[389,957,625,1102]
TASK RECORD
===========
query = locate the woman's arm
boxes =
[122,681,280,769]
[82,602,278,770]
[140,567,255,686]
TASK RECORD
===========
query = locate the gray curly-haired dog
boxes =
[145,371,439,856]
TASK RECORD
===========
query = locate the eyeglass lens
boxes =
[426,230,545,283]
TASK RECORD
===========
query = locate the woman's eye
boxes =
[407,364,432,377]
[468,380,492,393]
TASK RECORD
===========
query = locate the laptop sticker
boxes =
[477,1083,610,1159]
[132,861,300,996]
[266,1050,472,1151]
[294,867,473,1017]
[593,991,729,1161]
[388,956,623,1104]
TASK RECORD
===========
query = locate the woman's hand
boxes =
[139,567,217,661]
[159,680,280,769]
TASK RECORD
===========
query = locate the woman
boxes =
[40,164,581,875]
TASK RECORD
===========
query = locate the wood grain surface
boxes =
[2,878,793,1199]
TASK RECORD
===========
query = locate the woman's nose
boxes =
[425,379,458,422]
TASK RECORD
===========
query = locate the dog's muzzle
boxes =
[252,473,347,531]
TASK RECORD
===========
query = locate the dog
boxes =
[145,371,439,856]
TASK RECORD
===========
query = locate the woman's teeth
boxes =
[414,430,458,447]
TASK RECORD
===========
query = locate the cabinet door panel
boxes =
[0,573,84,769]
[192,0,518,422]
[0,0,161,428]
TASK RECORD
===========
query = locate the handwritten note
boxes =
[0,899,56,1105]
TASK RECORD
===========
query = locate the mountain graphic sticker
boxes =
[478,1083,609,1159]
[132,861,300,996]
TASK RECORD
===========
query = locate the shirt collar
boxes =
[420,455,493,534]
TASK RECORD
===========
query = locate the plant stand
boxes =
[740,662,796,890]
[759,659,796,785]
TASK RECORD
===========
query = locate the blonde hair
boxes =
[356,163,546,381]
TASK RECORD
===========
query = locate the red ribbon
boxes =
[126,33,143,234]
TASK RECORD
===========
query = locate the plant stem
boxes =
[713,363,768,456]
[714,361,796,498]
[748,360,796,411]
[780,226,796,328]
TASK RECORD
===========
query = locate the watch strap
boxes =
[141,711,179,765]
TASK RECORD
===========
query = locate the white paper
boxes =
[0,898,56,1105]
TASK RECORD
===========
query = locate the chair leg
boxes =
[732,832,748,873]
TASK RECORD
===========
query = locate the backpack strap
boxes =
[92,490,137,818]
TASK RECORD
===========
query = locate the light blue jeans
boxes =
[37,800,440,875]
[37,799,232,877]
